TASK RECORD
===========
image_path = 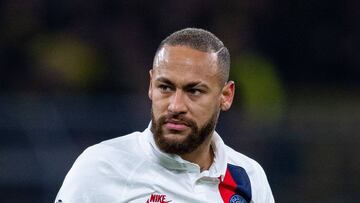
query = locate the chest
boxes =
[120,166,224,203]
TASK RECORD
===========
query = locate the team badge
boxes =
[229,194,247,203]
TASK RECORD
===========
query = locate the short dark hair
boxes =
[154,28,230,84]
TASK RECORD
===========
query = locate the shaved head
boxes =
[153,28,230,85]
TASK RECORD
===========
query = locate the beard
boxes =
[151,109,219,155]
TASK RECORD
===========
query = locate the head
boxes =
[149,28,235,155]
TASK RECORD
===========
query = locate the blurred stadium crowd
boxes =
[0,0,359,202]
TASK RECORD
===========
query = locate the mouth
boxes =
[164,119,189,131]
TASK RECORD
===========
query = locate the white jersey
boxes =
[55,125,274,203]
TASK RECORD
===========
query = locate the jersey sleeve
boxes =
[251,161,275,203]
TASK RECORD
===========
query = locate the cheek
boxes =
[191,98,220,121]
[151,95,168,115]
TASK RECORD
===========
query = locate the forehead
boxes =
[153,45,220,83]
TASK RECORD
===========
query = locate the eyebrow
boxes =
[155,77,209,90]
[156,77,174,86]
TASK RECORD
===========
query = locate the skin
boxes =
[149,45,235,171]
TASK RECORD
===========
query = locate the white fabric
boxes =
[55,124,274,203]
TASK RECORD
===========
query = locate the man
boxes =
[55,28,274,203]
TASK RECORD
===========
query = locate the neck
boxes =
[180,137,214,172]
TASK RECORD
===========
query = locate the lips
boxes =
[164,120,189,131]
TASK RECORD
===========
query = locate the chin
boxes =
[162,130,190,141]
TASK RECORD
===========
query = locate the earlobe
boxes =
[221,102,230,111]
[220,81,235,111]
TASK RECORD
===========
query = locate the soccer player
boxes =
[55,28,274,203]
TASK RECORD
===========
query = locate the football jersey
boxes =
[55,124,274,203]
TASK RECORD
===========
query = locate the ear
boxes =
[220,81,235,111]
[148,69,154,100]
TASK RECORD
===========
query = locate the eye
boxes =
[188,88,203,96]
[158,84,172,92]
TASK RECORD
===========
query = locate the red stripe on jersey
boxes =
[218,168,237,203]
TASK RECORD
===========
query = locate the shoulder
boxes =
[55,131,147,202]
[225,145,263,174]
[74,130,145,175]
[77,131,144,167]
[98,130,143,153]
[224,145,275,202]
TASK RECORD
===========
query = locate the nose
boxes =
[168,89,187,114]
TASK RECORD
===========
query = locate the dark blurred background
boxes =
[0,0,359,202]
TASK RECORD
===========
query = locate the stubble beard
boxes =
[151,109,219,155]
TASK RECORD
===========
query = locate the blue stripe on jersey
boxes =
[227,163,252,202]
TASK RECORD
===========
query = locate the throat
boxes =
[181,144,215,172]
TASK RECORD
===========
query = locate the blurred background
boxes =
[0,0,359,202]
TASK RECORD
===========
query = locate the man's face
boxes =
[149,45,234,155]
